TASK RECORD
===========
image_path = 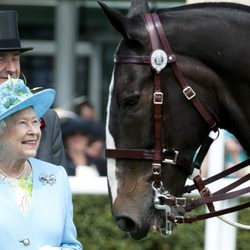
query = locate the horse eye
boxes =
[122,96,140,110]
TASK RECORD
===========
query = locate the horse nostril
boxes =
[116,216,136,232]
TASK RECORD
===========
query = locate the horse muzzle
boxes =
[112,191,155,240]
[112,188,184,240]
[115,215,150,240]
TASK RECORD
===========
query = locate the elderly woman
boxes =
[0,78,82,250]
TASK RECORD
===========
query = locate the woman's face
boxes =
[0,107,41,160]
[65,133,89,153]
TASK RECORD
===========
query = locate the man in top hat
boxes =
[0,10,66,167]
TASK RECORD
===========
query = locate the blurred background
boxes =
[2,0,249,121]
[0,0,183,122]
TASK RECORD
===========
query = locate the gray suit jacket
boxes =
[36,109,67,167]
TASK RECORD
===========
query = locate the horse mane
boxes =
[156,2,250,14]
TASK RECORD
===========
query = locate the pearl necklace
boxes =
[0,162,31,180]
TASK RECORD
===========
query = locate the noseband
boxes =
[106,13,250,234]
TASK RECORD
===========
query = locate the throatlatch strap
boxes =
[192,136,214,170]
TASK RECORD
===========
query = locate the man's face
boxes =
[0,51,21,84]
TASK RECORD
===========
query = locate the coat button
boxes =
[20,238,30,246]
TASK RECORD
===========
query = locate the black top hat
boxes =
[0,10,33,53]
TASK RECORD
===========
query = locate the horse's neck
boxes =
[163,6,250,82]
[161,7,250,154]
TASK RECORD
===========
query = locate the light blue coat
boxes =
[0,158,82,250]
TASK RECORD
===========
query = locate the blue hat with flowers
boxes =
[0,78,55,120]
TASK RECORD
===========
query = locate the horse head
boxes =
[100,0,250,239]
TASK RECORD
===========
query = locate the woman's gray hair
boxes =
[0,120,6,135]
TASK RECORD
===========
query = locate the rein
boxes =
[106,13,250,234]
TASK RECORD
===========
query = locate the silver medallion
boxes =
[150,49,168,73]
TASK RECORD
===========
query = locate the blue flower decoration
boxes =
[3,95,19,108]
[0,79,33,112]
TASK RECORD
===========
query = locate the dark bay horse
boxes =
[100,0,250,239]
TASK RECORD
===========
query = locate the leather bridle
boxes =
[106,13,250,234]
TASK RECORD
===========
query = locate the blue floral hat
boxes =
[0,78,55,120]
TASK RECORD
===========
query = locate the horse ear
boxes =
[98,1,131,39]
[128,0,150,17]
[98,1,147,41]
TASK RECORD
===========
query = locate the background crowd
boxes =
[56,96,107,178]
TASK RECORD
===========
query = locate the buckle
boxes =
[183,86,196,100]
[174,216,185,224]
[200,187,211,197]
[153,92,163,104]
[152,163,161,175]
[162,150,179,165]
[175,197,186,207]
